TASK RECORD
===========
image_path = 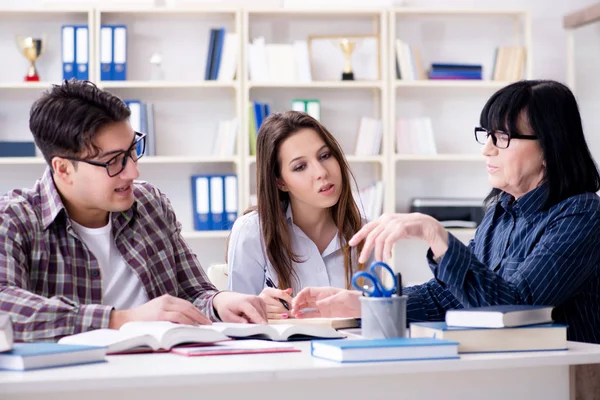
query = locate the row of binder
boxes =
[192,174,238,231]
[100,25,128,81]
[61,25,89,81]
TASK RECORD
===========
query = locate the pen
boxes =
[395,272,403,296]
[265,277,290,311]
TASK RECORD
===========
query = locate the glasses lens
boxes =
[494,131,510,149]
[475,128,488,144]
[134,135,146,159]
[107,153,127,177]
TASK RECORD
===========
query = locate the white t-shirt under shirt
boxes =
[70,215,149,310]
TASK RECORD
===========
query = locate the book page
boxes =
[120,321,229,349]
[58,329,159,353]
[269,324,345,341]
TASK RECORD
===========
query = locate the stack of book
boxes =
[353,181,384,222]
[247,37,312,83]
[354,117,383,156]
[410,305,567,353]
[395,117,437,155]
[249,100,272,156]
[428,63,483,80]
[204,28,238,81]
[492,46,526,81]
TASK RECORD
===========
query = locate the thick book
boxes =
[311,338,459,363]
[0,313,13,352]
[58,321,229,354]
[210,322,346,341]
[171,339,300,357]
[410,322,567,353]
[445,305,554,328]
[267,317,360,330]
[0,343,106,371]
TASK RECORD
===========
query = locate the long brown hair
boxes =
[256,111,365,290]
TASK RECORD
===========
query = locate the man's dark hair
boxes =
[481,79,600,208]
[29,79,131,166]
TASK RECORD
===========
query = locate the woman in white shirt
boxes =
[227,111,367,319]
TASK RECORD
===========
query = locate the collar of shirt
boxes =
[39,167,138,232]
[499,183,548,222]
[284,202,342,258]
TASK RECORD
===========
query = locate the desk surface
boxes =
[2,341,600,395]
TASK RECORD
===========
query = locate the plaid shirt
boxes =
[0,168,219,342]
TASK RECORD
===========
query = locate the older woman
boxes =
[292,80,600,344]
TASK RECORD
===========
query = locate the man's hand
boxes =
[259,287,293,319]
[291,287,361,318]
[109,294,211,329]
[213,292,268,324]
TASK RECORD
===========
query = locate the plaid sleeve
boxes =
[0,213,113,341]
[155,187,221,321]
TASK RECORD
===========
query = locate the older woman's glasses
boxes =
[474,127,538,149]
[59,132,147,177]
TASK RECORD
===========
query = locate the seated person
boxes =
[227,111,370,319]
[0,80,266,342]
[292,80,600,344]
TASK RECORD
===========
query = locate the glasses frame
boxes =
[474,126,538,149]
[57,131,147,177]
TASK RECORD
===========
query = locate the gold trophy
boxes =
[16,36,45,82]
[339,38,356,81]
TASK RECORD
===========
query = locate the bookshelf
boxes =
[0,6,531,279]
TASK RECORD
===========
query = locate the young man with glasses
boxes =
[0,80,267,342]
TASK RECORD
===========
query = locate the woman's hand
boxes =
[259,287,294,319]
[291,287,361,318]
[349,213,449,263]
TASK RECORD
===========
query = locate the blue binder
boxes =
[210,175,225,230]
[75,25,89,80]
[112,25,127,81]
[100,25,113,81]
[61,25,76,80]
[223,174,238,230]
[191,175,211,231]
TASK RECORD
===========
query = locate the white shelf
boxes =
[141,156,239,164]
[395,154,484,162]
[0,82,58,90]
[0,157,44,165]
[182,231,231,239]
[247,8,383,16]
[99,81,237,89]
[98,7,237,15]
[395,80,514,89]
[393,8,528,16]
[249,81,383,89]
[247,155,384,165]
[447,228,477,236]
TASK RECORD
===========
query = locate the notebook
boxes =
[0,343,107,371]
[310,337,459,363]
[410,322,567,353]
[58,321,229,354]
[210,322,346,341]
[171,339,300,357]
[267,317,360,330]
[445,305,553,328]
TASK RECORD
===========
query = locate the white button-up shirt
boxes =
[227,206,364,295]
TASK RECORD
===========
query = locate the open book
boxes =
[267,317,360,330]
[210,322,346,341]
[58,321,229,354]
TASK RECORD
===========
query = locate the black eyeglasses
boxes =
[474,126,538,149]
[58,132,147,177]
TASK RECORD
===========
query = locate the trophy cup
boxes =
[16,36,45,82]
[339,38,356,81]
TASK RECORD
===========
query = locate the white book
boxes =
[249,37,269,83]
[58,321,229,354]
[445,305,554,329]
[217,32,238,82]
[225,117,238,156]
[213,120,230,156]
[292,40,312,83]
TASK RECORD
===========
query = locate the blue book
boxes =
[204,29,217,81]
[0,343,106,371]
[210,28,226,80]
[445,305,554,328]
[410,321,567,354]
[431,63,482,70]
[310,337,459,363]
